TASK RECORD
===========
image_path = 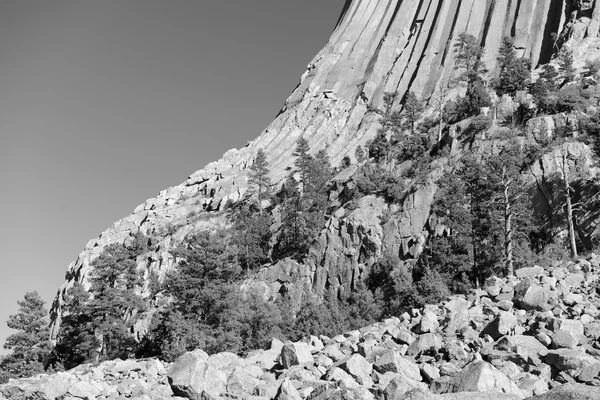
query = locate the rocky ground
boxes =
[5,255,600,400]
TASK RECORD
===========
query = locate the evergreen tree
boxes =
[0,292,52,383]
[418,173,475,292]
[248,148,272,210]
[369,92,404,171]
[531,65,559,114]
[51,283,94,369]
[341,155,352,169]
[230,201,272,271]
[454,33,491,116]
[479,144,534,276]
[276,140,332,260]
[89,242,146,361]
[293,137,312,187]
[355,145,366,162]
[494,37,531,96]
[152,230,241,360]
[401,91,424,135]
[558,48,576,85]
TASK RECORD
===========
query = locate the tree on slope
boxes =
[64,235,149,363]
[248,148,272,211]
[0,291,52,383]
[276,139,333,260]
[493,36,531,97]
[401,91,424,135]
[453,33,491,117]
[478,144,534,276]
[51,283,95,369]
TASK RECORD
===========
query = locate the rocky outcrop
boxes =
[49,0,600,336]
[8,255,600,400]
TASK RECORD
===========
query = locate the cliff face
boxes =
[50,0,600,337]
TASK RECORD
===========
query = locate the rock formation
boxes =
[49,0,600,337]
[6,256,600,399]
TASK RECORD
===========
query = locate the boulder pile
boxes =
[4,255,600,399]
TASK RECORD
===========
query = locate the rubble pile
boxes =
[4,255,600,399]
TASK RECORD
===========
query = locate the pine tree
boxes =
[355,145,366,162]
[230,201,272,271]
[454,33,491,115]
[401,91,424,135]
[558,48,576,85]
[293,137,312,187]
[0,292,52,383]
[83,236,148,362]
[248,148,271,210]
[276,140,333,260]
[479,144,534,276]
[418,173,475,292]
[494,37,531,96]
[51,283,95,369]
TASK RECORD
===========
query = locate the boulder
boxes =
[444,361,525,398]
[275,379,302,400]
[545,349,600,371]
[514,280,552,311]
[526,383,600,399]
[416,310,439,334]
[373,350,421,381]
[552,330,579,349]
[338,354,373,388]
[515,266,545,279]
[383,376,429,400]
[280,342,314,369]
[495,335,548,356]
[167,349,227,399]
[67,381,102,400]
[481,311,517,340]
[406,333,443,356]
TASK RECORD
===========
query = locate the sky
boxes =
[0,0,344,353]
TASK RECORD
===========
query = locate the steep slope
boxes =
[50,0,600,337]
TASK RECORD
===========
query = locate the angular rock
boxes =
[527,383,600,399]
[515,266,545,279]
[406,333,442,356]
[338,354,373,388]
[552,330,579,349]
[280,342,313,369]
[276,379,302,400]
[481,311,517,340]
[545,349,600,371]
[168,349,227,400]
[383,376,429,400]
[445,361,525,398]
[373,350,421,381]
[514,280,552,311]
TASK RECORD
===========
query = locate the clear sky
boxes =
[0,0,344,352]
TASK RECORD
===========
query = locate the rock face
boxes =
[6,258,600,400]
[49,0,600,337]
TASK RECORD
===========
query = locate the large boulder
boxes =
[275,379,302,400]
[167,349,228,399]
[444,361,525,399]
[373,350,421,381]
[338,354,373,388]
[481,311,518,340]
[544,349,600,371]
[383,376,429,399]
[279,342,314,369]
[514,279,552,311]
[526,383,600,399]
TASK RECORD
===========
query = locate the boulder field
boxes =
[5,255,600,399]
